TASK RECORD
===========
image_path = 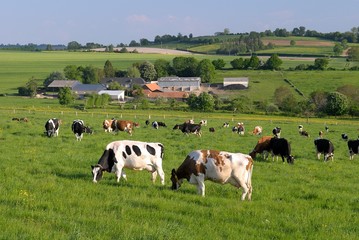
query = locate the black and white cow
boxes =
[44,118,61,137]
[179,123,202,137]
[314,138,334,161]
[91,140,165,185]
[152,121,159,129]
[269,137,294,164]
[71,119,93,141]
[158,122,167,127]
[341,133,349,141]
[348,139,359,160]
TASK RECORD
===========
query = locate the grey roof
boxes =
[48,80,80,88]
[157,77,201,88]
[72,84,106,92]
[223,77,249,87]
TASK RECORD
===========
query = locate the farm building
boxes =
[157,77,201,91]
[98,90,125,101]
[101,77,146,89]
[223,77,249,89]
[72,84,106,96]
[47,80,81,91]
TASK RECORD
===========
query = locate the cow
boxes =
[12,117,20,121]
[318,131,324,139]
[179,123,202,137]
[173,124,183,130]
[209,127,215,132]
[348,139,359,160]
[341,133,349,141]
[20,117,29,122]
[272,127,281,138]
[111,120,134,136]
[268,138,294,164]
[237,122,245,135]
[158,122,167,127]
[133,122,140,128]
[71,119,93,141]
[252,126,263,135]
[249,136,272,160]
[325,126,329,132]
[199,120,207,126]
[314,139,334,161]
[170,149,253,200]
[145,119,150,126]
[299,125,310,137]
[91,140,165,185]
[103,119,114,132]
[232,126,238,133]
[152,121,159,129]
[223,122,230,128]
[186,119,194,124]
[44,118,61,137]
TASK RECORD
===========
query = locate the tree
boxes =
[67,41,82,50]
[139,61,157,82]
[313,58,329,70]
[172,57,199,77]
[325,92,349,116]
[347,47,359,61]
[197,59,215,83]
[127,66,141,78]
[264,54,283,70]
[187,92,215,112]
[43,71,65,88]
[309,91,328,113]
[104,60,115,77]
[26,78,38,98]
[273,86,298,112]
[154,59,172,78]
[82,66,99,84]
[290,40,296,46]
[246,55,260,69]
[333,43,344,56]
[230,58,245,69]
[58,87,75,105]
[64,65,82,80]
[212,59,226,70]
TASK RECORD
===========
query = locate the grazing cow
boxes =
[71,120,93,141]
[173,124,183,130]
[252,126,263,135]
[111,120,134,136]
[158,122,167,127]
[341,133,348,141]
[12,117,20,121]
[325,126,329,132]
[269,138,294,164]
[314,139,334,161]
[145,120,150,126]
[170,149,253,200]
[20,117,28,122]
[103,119,114,132]
[348,139,359,160]
[299,125,310,137]
[249,136,272,160]
[91,140,165,185]
[318,131,324,139]
[209,127,215,132]
[180,123,202,137]
[237,122,245,135]
[152,121,159,129]
[199,120,207,126]
[272,127,281,138]
[232,126,238,133]
[223,122,230,128]
[45,118,61,137]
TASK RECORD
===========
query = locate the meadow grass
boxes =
[0,104,358,239]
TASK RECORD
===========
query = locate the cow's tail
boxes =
[246,157,254,191]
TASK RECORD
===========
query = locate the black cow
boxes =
[314,139,334,161]
[272,127,281,138]
[158,122,167,127]
[71,119,93,141]
[175,123,201,136]
[341,133,348,141]
[348,139,359,160]
[269,138,294,164]
[209,127,215,132]
[44,118,61,137]
[145,120,150,126]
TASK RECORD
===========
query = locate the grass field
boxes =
[0,105,359,239]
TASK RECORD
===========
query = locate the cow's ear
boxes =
[171,169,176,175]
[91,165,94,169]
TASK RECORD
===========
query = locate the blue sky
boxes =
[2,0,359,45]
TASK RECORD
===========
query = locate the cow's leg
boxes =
[151,171,158,183]
[114,165,124,182]
[121,170,127,181]
[156,167,165,185]
[195,174,205,196]
[317,152,321,160]
[233,175,250,201]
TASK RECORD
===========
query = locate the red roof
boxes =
[144,83,161,92]
[143,90,188,99]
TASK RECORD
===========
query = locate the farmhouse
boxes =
[98,90,125,101]
[157,77,201,91]
[223,77,249,89]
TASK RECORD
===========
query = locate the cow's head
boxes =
[91,149,116,183]
[287,155,295,164]
[84,126,93,134]
[170,169,181,190]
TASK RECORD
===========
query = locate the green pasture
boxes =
[0,106,358,239]
[256,46,334,55]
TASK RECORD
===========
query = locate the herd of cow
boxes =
[42,117,359,200]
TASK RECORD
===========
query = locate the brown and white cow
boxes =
[171,150,253,200]
[91,140,165,185]
[111,120,134,136]
[249,136,272,160]
[252,126,263,135]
